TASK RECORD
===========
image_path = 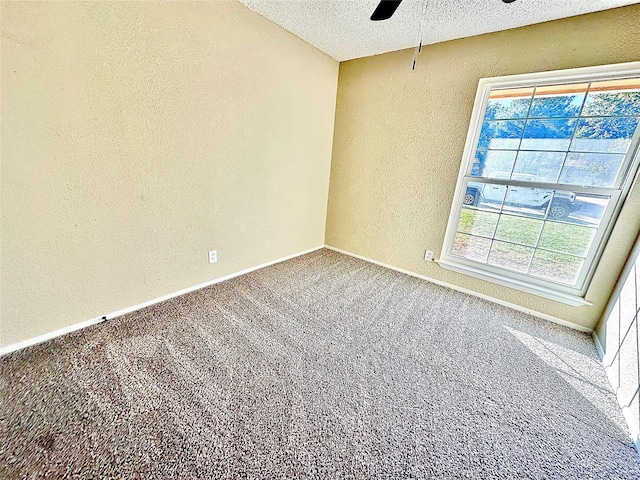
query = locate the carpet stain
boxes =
[36,432,56,451]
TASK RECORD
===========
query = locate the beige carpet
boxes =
[1,248,639,478]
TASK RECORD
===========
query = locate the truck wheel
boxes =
[548,200,571,220]
[464,187,480,206]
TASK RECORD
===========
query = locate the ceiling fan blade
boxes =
[370,0,403,21]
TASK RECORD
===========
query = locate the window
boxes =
[601,233,640,451]
[439,63,640,306]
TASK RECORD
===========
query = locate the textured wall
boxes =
[1,1,338,347]
[326,5,640,330]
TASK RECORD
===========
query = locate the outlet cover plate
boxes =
[208,250,218,264]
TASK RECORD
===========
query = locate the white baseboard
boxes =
[0,316,111,359]
[593,330,606,361]
[0,246,324,357]
[325,245,593,334]
[0,244,594,356]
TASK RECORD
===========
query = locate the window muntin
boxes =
[441,64,640,303]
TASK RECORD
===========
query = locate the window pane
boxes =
[471,150,517,178]
[488,241,534,273]
[457,208,499,237]
[502,186,550,219]
[529,250,584,285]
[512,151,566,183]
[529,83,588,118]
[485,88,533,120]
[494,215,543,246]
[478,120,525,149]
[452,233,491,263]
[521,118,577,151]
[558,152,625,188]
[571,117,639,153]
[465,182,506,211]
[538,222,596,257]
[568,193,610,227]
[582,82,640,116]
[545,191,581,221]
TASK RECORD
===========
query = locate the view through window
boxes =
[440,65,640,304]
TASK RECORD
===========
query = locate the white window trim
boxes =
[437,258,592,306]
[438,61,640,306]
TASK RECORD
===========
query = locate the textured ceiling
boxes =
[237,0,640,61]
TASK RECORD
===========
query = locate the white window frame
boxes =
[438,62,640,306]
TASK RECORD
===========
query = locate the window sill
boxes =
[435,258,592,307]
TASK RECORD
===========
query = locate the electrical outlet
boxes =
[424,250,434,262]
[208,250,217,264]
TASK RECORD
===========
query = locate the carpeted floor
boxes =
[1,248,639,478]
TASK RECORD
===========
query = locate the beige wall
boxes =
[3,2,639,349]
[326,5,640,330]
[0,1,338,347]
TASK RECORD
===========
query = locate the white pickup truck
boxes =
[464,178,579,220]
